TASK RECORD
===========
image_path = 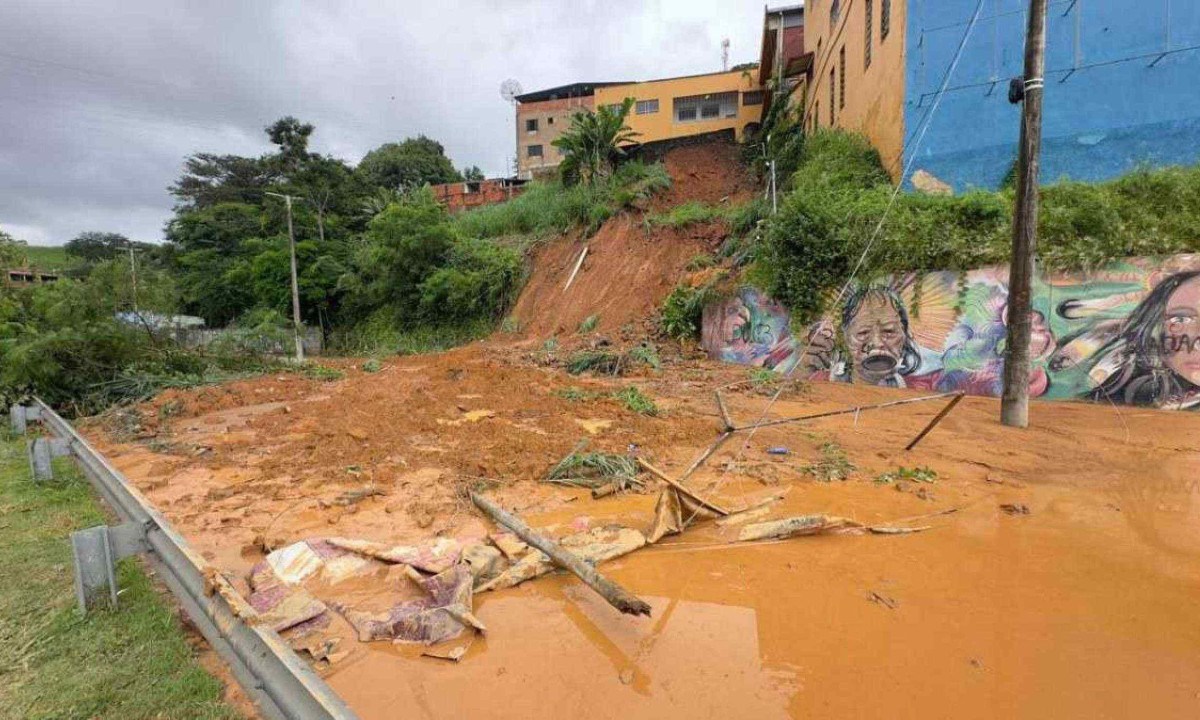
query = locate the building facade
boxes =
[593,69,766,147]
[514,82,628,179]
[801,0,909,178]
[802,0,1200,190]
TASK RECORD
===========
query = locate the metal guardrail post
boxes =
[27,398,359,720]
[10,404,27,435]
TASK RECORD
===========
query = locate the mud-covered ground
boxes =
[84,340,1200,719]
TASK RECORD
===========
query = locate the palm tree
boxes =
[553,97,640,186]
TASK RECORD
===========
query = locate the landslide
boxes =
[508,141,756,340]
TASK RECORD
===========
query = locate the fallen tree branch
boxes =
[563,245,589,292]
[470,492,652,617]
[731,391,962,432]
[637,457,731,516]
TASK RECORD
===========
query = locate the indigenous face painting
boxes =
[841,287,921,386]
[1089,270,1200,409]
[701,255,1200,410]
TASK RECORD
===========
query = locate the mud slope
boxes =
[509,141,754,339]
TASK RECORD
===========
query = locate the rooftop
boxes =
[515,82,632,104]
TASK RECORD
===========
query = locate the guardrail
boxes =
[18,399,359,720]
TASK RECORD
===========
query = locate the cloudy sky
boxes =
[0,0,766,246]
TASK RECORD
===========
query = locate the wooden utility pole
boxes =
[1001,0,1048,428]
[266,192,305,363]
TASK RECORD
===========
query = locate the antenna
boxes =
[721,38,730,71]
[500,78,523,104]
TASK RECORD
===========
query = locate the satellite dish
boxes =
[500,79,523,103]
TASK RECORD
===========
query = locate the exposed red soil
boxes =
[508,141,754,340]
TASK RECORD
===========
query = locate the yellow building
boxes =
[801,0,907,177]
[593,69,765,146]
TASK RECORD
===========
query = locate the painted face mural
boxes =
[1089,270,1200,409]
[1163,275,1200,387]
[700,256,1200,411]
[840,287,920,386]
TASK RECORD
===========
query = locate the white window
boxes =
[673,92,739,123]
[636,99,659,115]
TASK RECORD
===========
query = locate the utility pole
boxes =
[1001,0,1048,428]
[127,242,139,315]
[265,192,305,363]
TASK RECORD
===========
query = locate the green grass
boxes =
[16,246,76,271]
[454,161,672,240]
[803,441,855,482]
[613,386,659,416]
[577,314,599,333]
[875,466,938,484]
[0,434,239,719]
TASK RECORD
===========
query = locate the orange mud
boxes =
[83,344,1200,719]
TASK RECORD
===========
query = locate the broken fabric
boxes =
[326,536,463,573]
[338,563,486,644]
[247,539,376,632]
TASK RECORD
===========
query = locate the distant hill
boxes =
[17,246,76,271]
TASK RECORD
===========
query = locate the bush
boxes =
[454,161,671,240]
[659,281,722,341]
[754,128,1200,324]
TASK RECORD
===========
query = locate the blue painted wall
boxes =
[903,0,1200,191]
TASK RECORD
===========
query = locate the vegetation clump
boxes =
[613,386,659,416]
[754,128,1200,324]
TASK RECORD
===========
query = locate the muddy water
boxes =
[86,353,1200,718]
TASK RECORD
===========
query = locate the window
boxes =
[829,68,835,124]
[527,145,543,158]
[673,92,738,123]
[882,0,891,40]
[604,103,623,113]
[635,99,659,115]
[865,0,873,69]
[525,118,538,133]
[839,47,846,109]
[742,91,764,106]
[830,0,841,28]
[547,116,554,125]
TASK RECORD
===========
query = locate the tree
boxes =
[0,227,27,267]
[266,116,315,178]
[357,136,463,191]
[170,153,275,210]
[552,98,640,185]
[65,231,132,263]
[462,165,485,182]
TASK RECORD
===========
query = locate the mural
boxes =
[701,255,1200,410]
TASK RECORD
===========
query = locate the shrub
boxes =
[754,128,1200,324]
[454,161,671,240]
[659,282,721,340]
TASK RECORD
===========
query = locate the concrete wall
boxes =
[802,0,908,176]
[904,0,1200,190]
[516,95,595,179]
[595,70,763,145]
[702,254,1200,410]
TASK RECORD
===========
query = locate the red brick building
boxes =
[430,177,527,214]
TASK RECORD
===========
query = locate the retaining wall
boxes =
[701,254,1200,410]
